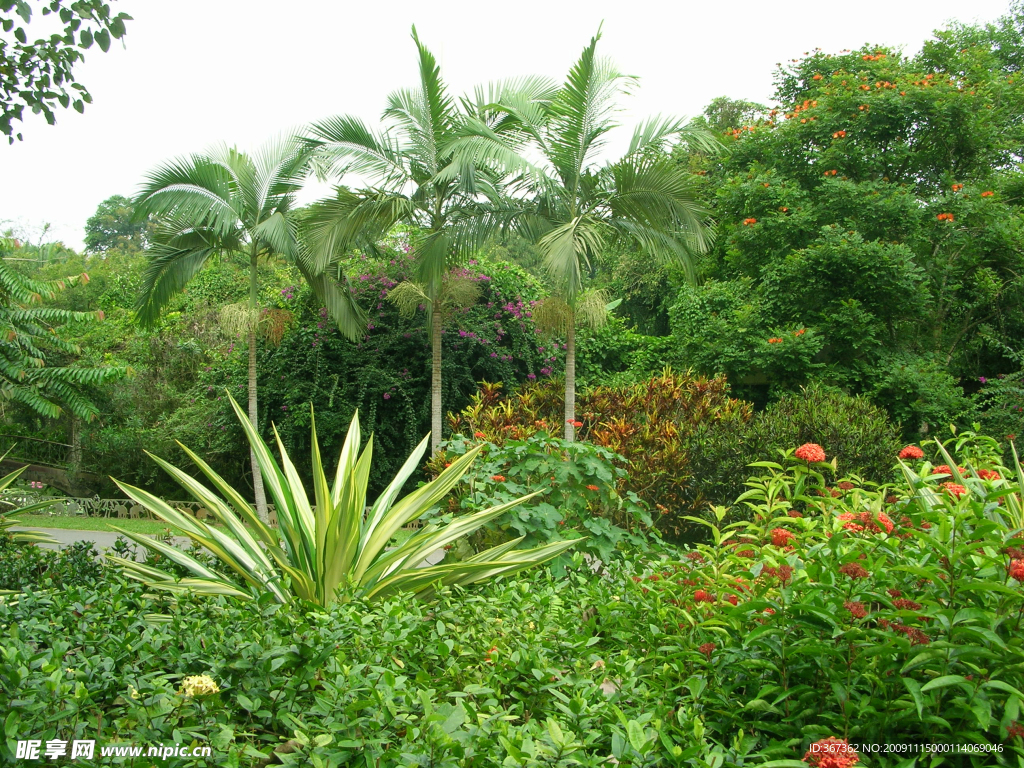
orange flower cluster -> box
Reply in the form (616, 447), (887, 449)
(779, 206), (789, 212)
(823, 169), (838, 176)
(474, 431), (486, 438)
(725, 125), (757, 139)
(898, 445), (924, 460)
(767, 337), (783, 344)
(812, 74), (823, 80)
(941, 482), (967, 498)
(1010, 559), (1024, 581)
(951, 183), (963, 191)
(491, 474), (506, 482)
(859, 84), (870, 91)
(862, 53), (886, 61)
(832, 130), (846, 138)
(977, 469), (1001, 481)
(585, 484), (599, 491)
(936, 212), (954, 221)
(981, 191), (994, 197)
(785, 99), (818, 119)
(794, 328), (806, 336)
(743, 218), (757, 226)
(794, 443), (826, 462)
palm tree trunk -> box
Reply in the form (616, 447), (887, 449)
(248, 254), (268, 522)
(431, 309), (443, 454)
(564, 316), (576, 442)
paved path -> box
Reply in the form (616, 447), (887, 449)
(11, 527), (446, 566)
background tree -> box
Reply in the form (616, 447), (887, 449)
(133, 139), (364, 521)
(1, 0), (131, 142)
(451, 31), (718, 440)
(304, 28), (552, 453)
(84, 194), (151, 254)
(0, 236), (124, 420)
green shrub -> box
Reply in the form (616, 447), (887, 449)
(0, 535), (103, 591)
(427, 432), (652, 564)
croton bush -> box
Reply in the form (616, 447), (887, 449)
(447, 369), (752, 538)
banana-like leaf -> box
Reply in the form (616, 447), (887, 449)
(110, 393), (582, 606)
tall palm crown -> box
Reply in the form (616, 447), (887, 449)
(133, 138), (363, 520)
(449, 32), (719, 439)
(304, 28), (555, 453)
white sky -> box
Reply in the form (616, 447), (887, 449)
(0, 0), (1011, 250)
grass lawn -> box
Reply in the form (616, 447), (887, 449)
(11, 514), (175, 536)
(11, 514), (420, 544)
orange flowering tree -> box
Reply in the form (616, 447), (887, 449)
(671, 29), (1024, 438)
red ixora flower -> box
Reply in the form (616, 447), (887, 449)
(838, 511), (894, 535)
(941, 482), (967, 499)
(694, 590), (715, 603)
(491, 475), (506, 483)
(977, 469), (1001, 481)
(803, 736), (860, 768)
(930, 464), (963, 476)
(844, 600), (867, 619)
(838, 562), (869, 580)
(787, 509), (804, 518)
(761, 564), (794, 584)
(1010, 559), (1024, 581)
(937, 212), (955, 222)
(898, 445), (924, 460)
(1008, 721), (1024, 739)
(698, 642), (716, 658)
(795, 443), (826, 462)
(743, 217), (758, 226)
(585, 484), (599, 491)
(771, 528), (796, 547)
(892, 598), (922, 611)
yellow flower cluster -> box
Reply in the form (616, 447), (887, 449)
(179, 674), (220, 698)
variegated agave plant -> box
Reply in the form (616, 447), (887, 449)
(109, 395), (580, 605)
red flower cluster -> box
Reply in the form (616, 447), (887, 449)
(844, 600), (867, 619)
(1010, 559), (1024, 581)
(474, 431), (486, 439)
(832, 130), (846, 138)
(823, 169), (838, 176)
(565, 419), (583, 428)
(787, 510), (804, 518)
(1008, 722), (1024, 739)
(838, 511), (894, 535)
(879, 619), (930, 645)
(585, 484), (599, 491)
(941, 482), (967, 499)
(977, 469), (1001, 481)
(951, 183), (964, 191)
(803, 737), (860, 768)
(491, 475), (506, 482)
(898, 445), (924, 460)
(771, 528), (796, 547)
(838, 562), (869, 579)
(694, 590), (715, 603)
(736, 549), (756, 558)
(892, 598), (922, 611)
(726, 594), (738, 605)
(794, 328), (806, 336)
(768, 337), (784, 344)
(887, 588), (902, 598)
(930, 464), (963, 475)
(981, 191), (994, 197)
(698, 642), (716, 658)
(812, 74), (823, 80)
(762, 564), (794, 584)
(1005, 543), (1024, 559)
(936, 212), (955, 222)
(684, 551), (706, 563)
(743, 218), (757, 226)
(795, 443), (826, 462)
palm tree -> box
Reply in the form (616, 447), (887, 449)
(304, 28), (555, 454)
(133, 138), (364, 522)
(449, 31), (719, 440)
